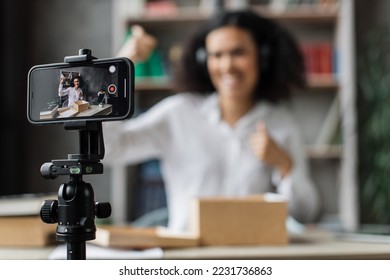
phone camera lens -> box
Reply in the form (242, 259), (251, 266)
(109, 65), (116, 73)
(108, 84), (117, 94)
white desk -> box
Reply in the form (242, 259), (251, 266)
(164, 240), (390, 260)
(1, 230), (390, 260)
(0, 247), (54, 260)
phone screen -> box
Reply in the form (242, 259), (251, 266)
(27, 57), (134, 124)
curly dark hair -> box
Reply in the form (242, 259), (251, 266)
(173, 9), (306, 103)
(71, 75), (84, 88)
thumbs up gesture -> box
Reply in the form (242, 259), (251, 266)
(117, 25), (157, 63)
(250, 122), (292, 177)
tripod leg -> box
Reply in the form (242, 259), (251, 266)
(67, 241), (86, 260)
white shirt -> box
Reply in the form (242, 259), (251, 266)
(103, 93), (320, 231)
(58, 85), (83, 106)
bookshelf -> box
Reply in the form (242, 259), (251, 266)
(110, 0), (357, 231)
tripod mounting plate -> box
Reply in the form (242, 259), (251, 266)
(41, 160), (103, 179)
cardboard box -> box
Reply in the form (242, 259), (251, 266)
(73, 100), (89, 112)
(189, 195), (288, 246)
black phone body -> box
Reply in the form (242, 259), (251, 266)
(27, 57), (134, 124)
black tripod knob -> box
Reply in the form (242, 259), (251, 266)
(95, 202), (111, 219)
(40, 199), (58, 223)
(40, 162), (57, 179)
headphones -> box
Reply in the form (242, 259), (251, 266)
(195, 44), (271, 74)
(196, 47), (207, 65)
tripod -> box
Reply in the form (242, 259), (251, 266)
(40, 121), (111, 260)
(40, 50), (111, 260)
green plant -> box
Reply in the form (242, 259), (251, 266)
(358, 26), (390, 225)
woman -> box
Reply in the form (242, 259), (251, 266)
(58, 75), (83, 107)
(104, 9), (321, 231)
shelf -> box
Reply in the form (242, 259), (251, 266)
(135, 77), (173, 92)
(134, 75), (339, 92)
(306, 145), (342, 159)
(125, 9), (210, 25)
(307, 74), (339, 90)
(125, 5), (338, 26)
(252, 5), (339, 25)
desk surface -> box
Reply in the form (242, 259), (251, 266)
(164, 240), (390, 260)
(47, 104), (112, 119)
(1, 230), (390, 260)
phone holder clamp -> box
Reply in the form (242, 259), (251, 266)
(64, 49), (97, 63)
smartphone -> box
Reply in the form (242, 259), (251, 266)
(27, 57), (134, 124)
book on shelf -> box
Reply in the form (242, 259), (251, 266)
(269, 0), (339, 11)
(301, 41), (334, 76)
(318, 42), (332, 74)
(145, 0), (178, 17)
(90, 225), (199, 249)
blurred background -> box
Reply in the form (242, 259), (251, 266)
(1, 0), (390, 233)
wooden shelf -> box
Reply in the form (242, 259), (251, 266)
(126, 5), (338, 26)
(252, 5), (339, 24)
(125, 9), (210, 25)
(135, 77), (173, 92)
(307, 74), (339, 90)
(306, 145), (342, 159)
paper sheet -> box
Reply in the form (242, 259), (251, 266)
(48, 243), (164, 260)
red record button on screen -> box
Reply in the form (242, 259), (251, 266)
(108, 84), (117, 94)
